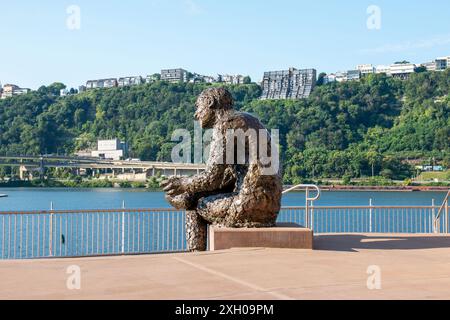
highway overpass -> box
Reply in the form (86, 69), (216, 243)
(0, 156), (206, 181)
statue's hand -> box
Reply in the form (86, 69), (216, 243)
(160, 176), (186, 197)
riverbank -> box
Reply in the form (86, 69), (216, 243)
(0, 180), (448, 192)
(318, 185), (450, 192)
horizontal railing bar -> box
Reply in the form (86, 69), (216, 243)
(281, 206), (439, 210)
(0, 208), (182, 215)
(0, 206), (440, 215)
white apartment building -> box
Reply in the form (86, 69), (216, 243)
(335, 71), (347, 82)
(421, 61), (437, 72)
(375, 65), (391, 75)
(219, 74), (245, 85)
(118, 76), (143, 87)
(389, 63), (416, 79)
(0, 84), (31, 99)
(86, 78), (118, 90)
(323, 73), (336, 84)
(357, 64), (375, 75)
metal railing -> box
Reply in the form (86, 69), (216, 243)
(282, 184), (321, 229)
(0, 208), (187, 260)
(0, 201), (449, 260)
(434, 190), (450, 234)
(278, 205), (446, 234)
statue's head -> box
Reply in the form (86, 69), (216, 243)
(195, 87), (234, 128)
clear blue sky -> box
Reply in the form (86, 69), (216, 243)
(1, 0), (450, 89)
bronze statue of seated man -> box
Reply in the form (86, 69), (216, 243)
(161, 87), (282, 251)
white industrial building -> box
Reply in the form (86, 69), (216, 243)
(91, 139), (128, 160)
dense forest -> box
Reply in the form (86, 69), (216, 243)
(0, 70), (449, 184)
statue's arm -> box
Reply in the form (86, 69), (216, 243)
(183, 163), (228, 194)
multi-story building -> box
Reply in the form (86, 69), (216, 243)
(86, 78), (118, 90)
(91, 139), (128, 161)
(218, 74), (245, 85)
(260, 68), (316, 100)
(201, 75), (218, 83)
(0, 84), (31, 99)
(435, 57), (449, 71)
(421, 61), (437, 72)
(146, 74), (160, 83)
(323, 74), (336, 84)
(118, 76), (143, 87)
(346, 70), (361, 81)
(357, 64), (375, 76)
(389, 63), (416, 80)
(335, 71), (348, 82)
(375, 65), (391, 75)
(161, 68), (189, 83)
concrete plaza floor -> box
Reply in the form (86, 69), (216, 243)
(1, 234), (450, 300)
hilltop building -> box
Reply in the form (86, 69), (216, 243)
(323, 73), (336, 84)
(389, 63), (416, 80)
(91, 139), (128, 161)
(146, 74), (161, 83)
(260, 68), (316, 100)
(118, 76), (144, 87)
(161, 68), (189, 83)
(218, 74), (245, 85)
(375, 65), (391, 75)
(0, 84), (31, 99)
(435, 57), (450, 71)
(357, 64), (375, 76)
(86, 78), (118, 90)
(421, 61), (437, 72)
(346, 70), (361, 81)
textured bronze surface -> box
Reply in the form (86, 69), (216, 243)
(161, 88), (282, 251)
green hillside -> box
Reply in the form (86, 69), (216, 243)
(0, 71), (448, 184)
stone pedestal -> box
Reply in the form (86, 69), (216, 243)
(208, 223), (313, 251)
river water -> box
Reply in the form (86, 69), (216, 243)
(0, 188), (446, 211)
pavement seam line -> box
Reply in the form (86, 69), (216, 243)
(172, 257), (293, 300)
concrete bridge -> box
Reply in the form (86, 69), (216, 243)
(0, 156), (206, 181)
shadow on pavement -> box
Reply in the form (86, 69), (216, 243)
(314, 234), (450, 252)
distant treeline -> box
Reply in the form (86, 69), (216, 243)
(0, 71), (448, 183)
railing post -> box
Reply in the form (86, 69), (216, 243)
(305, 187), (309, 229)
(432, 199), (438, 234)
(121, 201), (125, 254)
(369, 199), (373, 233)
(49, 201), (53, 257)
(446, 199), (449, 234)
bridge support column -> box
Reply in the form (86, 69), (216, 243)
(19, 166), (27, 180)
